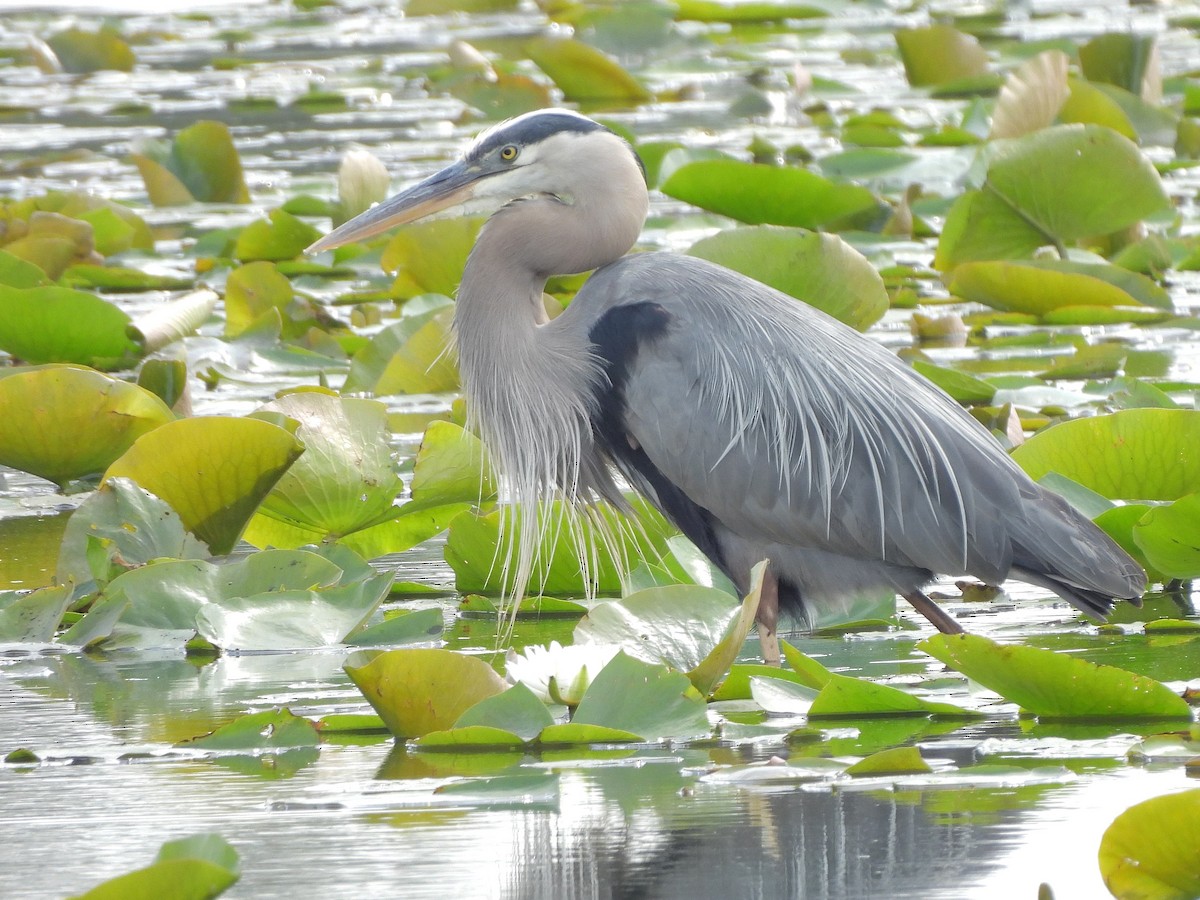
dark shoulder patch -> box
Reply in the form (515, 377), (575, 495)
(588, 302), (671, 393)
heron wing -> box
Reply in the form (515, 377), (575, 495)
(580, 252), (1027, 584)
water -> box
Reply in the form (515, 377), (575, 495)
(2, 1), (1198, 897)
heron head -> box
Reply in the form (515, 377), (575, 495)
(306, 109), (647, 254)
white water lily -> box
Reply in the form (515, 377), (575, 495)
(504, 640), (622, 706)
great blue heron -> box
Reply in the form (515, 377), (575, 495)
(309, 109), (1146, 663)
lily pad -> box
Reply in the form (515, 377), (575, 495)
(342, 302), (459, 395)
(688, 228), (888, 330)
(949, 260), (1171, 315)
(895, 25), (989, 88)
(0, 366), (174, 487)
(131, 121), (250, 206)
(380, 218), (482, 298)
(919, 633), (1191, 720)
(235, 209), (321, 262)
(1098, 789), (1200, 900)
(1132, 493), (1200, 580)
(405, 420), (497, 513)
(419, 682), (555, 748)
(1012, 409), (1200, 501)
(0, 584), (71, 643)
(103, 416), (305, 554)
(71, 833), (240, 900)
(525, 36), (650, 103)
(223, 262), (294, 339)
(936, 125), (1170, 272)
(0, 285), (138, 368)
(248, 393), (405, 542)
(844, 746), (932, 777)
(179, 709), (319, 751)
(662, 158), (879, 230)
(47, 25), (135, 74)
(554, 651), (711, 743)
(344, 648), (509, 739)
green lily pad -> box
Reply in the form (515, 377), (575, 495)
(47, 25), (135, 74)
(405, 420), (497, 513)
(0, 584), (71, 643)
(380, 218), (482, 298)
(687, 227), (887, 330)
(781, 641), (973, 718)
(661, 159), (879, 230)
(103, 416), (305, 554)
(1132, 493), (1200, 580)
(445, 499), (672, 596)
(344, 648), (509, 739)
(249, 393), (405, 541)
(671, 0), (832, 22)
(949, 260), (1171, 315)
(895, 25), (989, 88)
(0, 250), (50, 288)
(57, 478), (210, 592)
(342, 302), (459, 395)
(71, 833), (240, 900)
(1012, 409), (1200, 501)
(919, 633), (1191, 720)
(844, 746), (932, 777)
(911, 361), (996, 404)
(235, 209), (321, 262)
(0, 366), (174, 487)
(936, 125), (1170, 272)
(179, 709), (319, 751)
(346, 607), (444, 647)
(525, 36), (650, 103)
(560, 651), (711, 742)
(1061, 78), (1138, 141)
(1099, 789), (1200, 900)
(131, 121), (250, 206)
(1080, 33), (1159, 98)
(418, 682), (555, 749)
(0, 285), (138, 368)
(224, 262), (294, 339)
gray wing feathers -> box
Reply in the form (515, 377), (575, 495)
(584, 253), (1131, 596)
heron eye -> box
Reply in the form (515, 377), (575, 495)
(499, 144), (519, 162)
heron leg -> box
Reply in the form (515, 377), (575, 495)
(758, 566), (781, 666)
(902, 590), (964, 635)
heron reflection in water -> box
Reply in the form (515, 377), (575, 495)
(309, 109), (1145, 663)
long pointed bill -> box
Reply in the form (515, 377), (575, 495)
(306, 160), (478, 254)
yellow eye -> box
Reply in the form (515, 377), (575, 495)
(499, 144), (519, 161)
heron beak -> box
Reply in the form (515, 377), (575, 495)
(306, 159), (478, 254)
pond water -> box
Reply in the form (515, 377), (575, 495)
(1, 1), (1198, 898)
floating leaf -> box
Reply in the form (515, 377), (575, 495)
(380, 218), (482, 298)
(662, 159), (879, 230)
(895, 25), (989, 88)
(103, 416), (305, 554)
(179, 709), (319, 751)
(0, 584), (71, 643)
(561, 651), (711, 742)
(671, 0), (833, 22)
(71, 833), (240, 900)
(420, 682), (555, 748)
(235, 209), (321, 262)
(346, 607), (444, 647)
(0, 250), (50, 288)
(342, 302), (459, 395)
(249, 393), (405, 541)
(688, 227), (888, 330)
(1060, 79), (1138, 141)
(844, 746), (932, 777)
(345, 648), (508, 739)
(47, 26), (134, 73)
(0, 366), (173, 487)
(937, 125), (1170, 271)
(1080, 33), (1159, 100)
(0, 285), (138, 368)
(132, 121), (249, 206)
(1132, 493), (1200, 580)
(1012, 409), (1200, 501)
(223, 262), (294, 339)
(526, 36), (650, 103)
(1099, 789), (1200, 900)
(950, 260), (1170, 314)
(781, 641), (973, 718)
(919, 633), (1190, 720)
(911, 361), (996, 404)
(406, 420), (496, 513)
